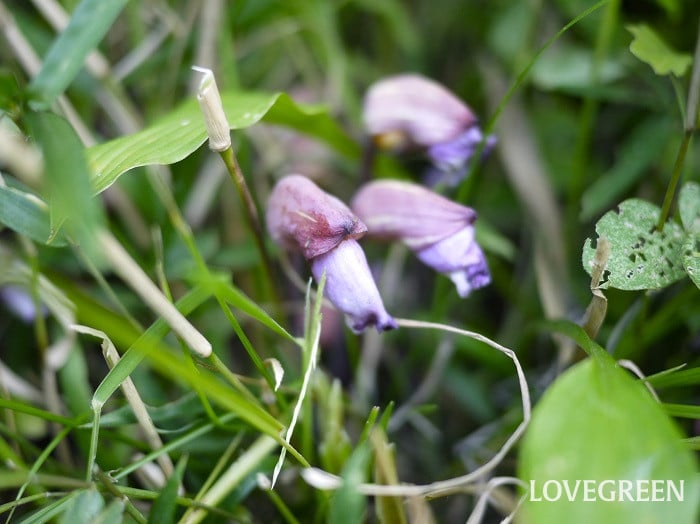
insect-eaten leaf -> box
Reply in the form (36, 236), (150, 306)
(582, 199), (686, 290)
(627, 24), (692, 77)
(518, 356), (700, 524)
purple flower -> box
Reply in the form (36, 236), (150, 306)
(266, 174), (367, 259)
(267, 175), (396, 332)
(311, 239), (397, 332)
(363, 74), (495, 184)
(351, 180), (490, 297)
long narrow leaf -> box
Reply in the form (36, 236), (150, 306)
(86, 92), (358, 193)
(29, 0), (129, 107)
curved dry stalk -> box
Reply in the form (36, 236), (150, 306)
(617, 359), (660, 402)
(465, 476), (527, 524)
(301, 318), (531, 499)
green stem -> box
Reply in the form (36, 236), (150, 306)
(219, 147), (277, 299)
(657, 131), (691, 230)
(657, 17), (700, 229)
(458, 0), (610, 203)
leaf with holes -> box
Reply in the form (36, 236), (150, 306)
(682, 234), (700, 290)
(582, 199), (686, 290)
(679, 181), (700, 233)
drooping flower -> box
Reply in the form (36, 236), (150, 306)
(267, 175), (397, 332)
(363, 74), (495, 185)
(351, 180), (490, 297)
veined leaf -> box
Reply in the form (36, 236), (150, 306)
(519, 356), (699, 524)
(87, 92), (358, 194)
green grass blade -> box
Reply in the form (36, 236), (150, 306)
(0, 182), (66, 246)
(91, 285), (210, 407)
(148, 456), (187, 524)
(28, 0), (129, 107)
(25, 112), (105, 259)
(662, 403), (700, 419)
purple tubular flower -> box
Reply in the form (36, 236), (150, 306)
(266, 174), (367, 259)
(267, 175), (396, 332)
(351, 180), (490, 298)
(312, 239), (397, 333)
(363, 74), (495, 183)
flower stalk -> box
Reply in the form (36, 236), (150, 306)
(193, 66), (277, 296)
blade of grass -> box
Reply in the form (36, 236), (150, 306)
(28, 0), (128, 107)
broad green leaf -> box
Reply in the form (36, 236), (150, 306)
(87, 92), (358, 194)
(328, 443), (371, 524)
(679, 182), (700, 233)
(627, 24), (692, 76)
(148, 456), (187, 524)
(582, 199), (687, 290)
(0, 183), (66, 246)
(681, 234), (700, 289)
(59, 489), (104, 524)
(580, 117), (672, 221)
(519, 357), (700, 524)
(29, 0), (128, 107)
(26, 112), (104, 258)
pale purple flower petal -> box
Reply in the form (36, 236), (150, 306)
(414, 226), (490, 297)
(267, 175), (396, 333)
(363, 74), (476, 147)
(351, 180), (476, 248)
(427, 127), (498, 173)
(1, 285), (46, 322)
(362, 74), (495, 184)
(352, 180), (490, 298)
(312, 239), (397, 333)
(266, 174), (367, 259)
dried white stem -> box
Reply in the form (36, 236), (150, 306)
(72, 325), (175, 480)
(617, 359), (660, 402)
(302, 318), (531, 499)
(98, 231), (212, 357)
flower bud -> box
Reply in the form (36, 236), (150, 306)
(351, 180), (490, 297)
(267, 175), (396, 332)
(363, 74), (495, 184)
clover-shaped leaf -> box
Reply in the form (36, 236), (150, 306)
(582, 199), (686, 290)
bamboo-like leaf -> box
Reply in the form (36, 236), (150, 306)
(0, 183), (66, 246)
(87, 92), (358, 194)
